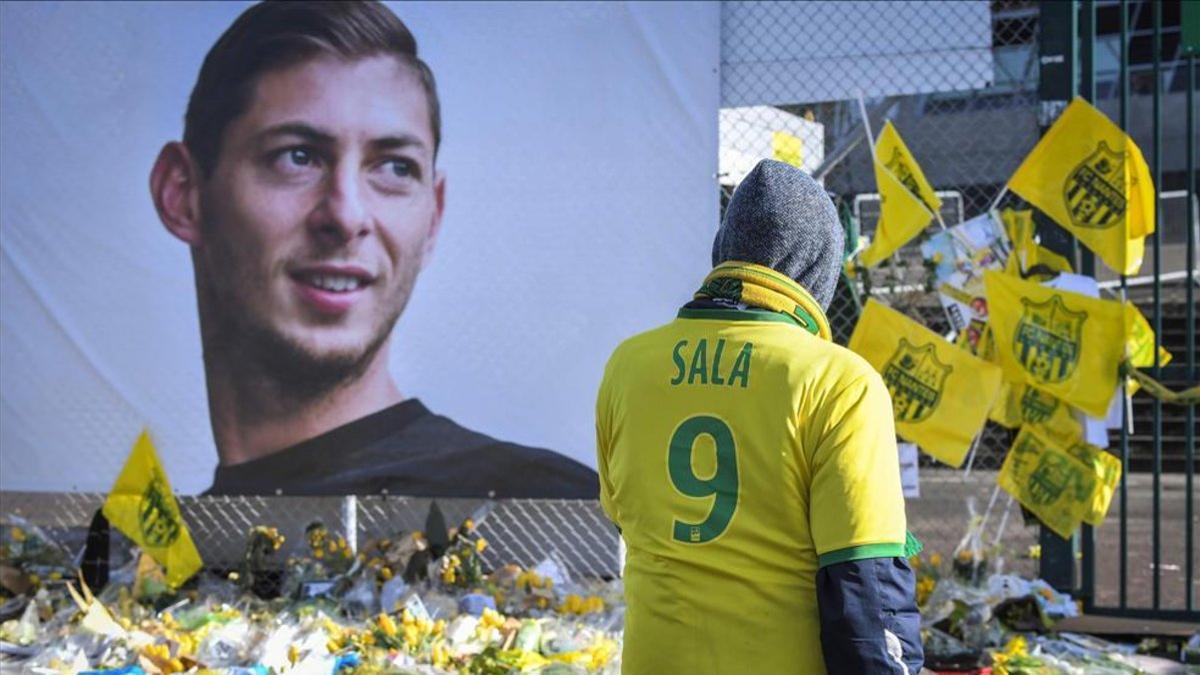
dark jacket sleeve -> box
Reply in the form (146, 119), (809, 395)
(816, 556), (924, 674)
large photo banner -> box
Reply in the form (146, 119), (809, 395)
(0, 1), (720, 494)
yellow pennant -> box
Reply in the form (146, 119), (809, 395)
(1007, 98), (1155, 275)
(983, 271), (1126, 418)
(1062, 439), (1122, 527)
(989, 381), (1083, 448)
(860, 121), (941, 267)
(999, 208), (1073, 278)
(1124, 302), (1172, 369)
(771, 131), (804, 168)
(102, 430), (202, 587)
(848, 299), (1002, 466)
(998, 426), (1096, 539)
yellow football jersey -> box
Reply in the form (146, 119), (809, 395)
(596, 307), (908, 675)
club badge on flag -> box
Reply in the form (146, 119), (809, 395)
(859, 121), (941, 267)
(1062, 439), (1122, 526)
(102, 430), (202, 587)
(1006, 97), (1155, 275)
(849, 299), (1002, 466)
(989, 381), (1084, 449)
(984, 271), (1126, 418)
(998, 426), (1096, 539)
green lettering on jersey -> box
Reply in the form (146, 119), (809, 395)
(711, 339), (726, 385)
(688, 339), (709, 385)
(728, 342), (753, 388)
(670, 340), (688, 385)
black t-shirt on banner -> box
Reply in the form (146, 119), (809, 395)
(205, 399), (599, 498)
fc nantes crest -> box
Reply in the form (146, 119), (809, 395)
(882, 338), (952, 423)
(139, 474), (182, 547)
(1019, 386), (1059, 424)
(1064, 141), (1125, 230)
(886, 148), (922, 201)
(1014, 296), (1086, 384)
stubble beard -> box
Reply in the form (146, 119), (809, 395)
(200, 260), (418, 407)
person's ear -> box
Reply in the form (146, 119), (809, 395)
(419, 169), (446, 270)
(150, 142), (204, 246)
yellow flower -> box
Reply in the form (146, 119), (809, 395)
(377, 613), (398, 637)
(929, 553), (942, 567)
(475, 538), (488, 554)
(402, 624), (420, 648)
(480, 608), (499, 626)
(560, 594), (583, 614)
(463, 519), (475, 532)
(10, 527), (26, 542)
(431, 640), (451, 668)
(441, 567), (457, 584)
(916, 577), (936, 606)
(287, 644), (300, 665)
(1028, 544), (1042, 560)
(379, 566), (394, 581)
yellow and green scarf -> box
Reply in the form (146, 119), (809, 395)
(695, 261), (832, 341)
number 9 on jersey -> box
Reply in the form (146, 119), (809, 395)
(668, 415), (739, 544)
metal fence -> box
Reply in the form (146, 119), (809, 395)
(720, 0), (1046, 588)
(719, 0), (1197, 620)
(0, 0), (1194, 625)
(0, 492), (622, 581)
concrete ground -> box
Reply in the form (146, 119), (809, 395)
(907, 469), (1200, 613)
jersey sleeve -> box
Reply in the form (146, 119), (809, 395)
(595, 363), (619, 527)
(807, 372), (907, 567)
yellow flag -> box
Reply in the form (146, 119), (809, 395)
(849, 299), (1002, 466)
(860, 122), (941, 267)
(998, 426), (1096, 539)
(771, 131), (804, 168)
(1062, 439), (1122, 526)
(1007, 98), (1155, 275)
(102, 430), (202, 587)
(1124, 302), (1172, 369)
(984, 271), (1126, 418)
(999, 208), (1073, 277)
(989, 381), (1083, 448)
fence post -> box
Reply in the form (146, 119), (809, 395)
(1034, 0), (1079, 593)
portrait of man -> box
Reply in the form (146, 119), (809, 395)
(148, 1), (597, 497)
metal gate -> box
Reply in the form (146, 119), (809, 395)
(1052, 0), (1199, 622)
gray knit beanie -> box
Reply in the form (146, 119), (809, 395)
(712, 160), (844, 310)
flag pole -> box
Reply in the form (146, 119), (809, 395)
(988, 185), (1010, 213)
(977, 483), (1003, 537)
(961, 432), (983, 479)
(991, 494), (1016, 548)
(856, 92), (877, 161)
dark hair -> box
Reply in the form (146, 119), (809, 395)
(183, 1), (441, 176)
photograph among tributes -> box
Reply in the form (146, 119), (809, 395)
(1, 1), (1197, 673)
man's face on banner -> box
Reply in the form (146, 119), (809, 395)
(196, 56), (444, 379)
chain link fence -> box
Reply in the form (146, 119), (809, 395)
(718, 0), (1044, 575)
(0, 492), (622, 582)
(2, 0), (1192, 612)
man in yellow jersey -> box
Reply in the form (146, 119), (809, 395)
(596, 160), (922, 674)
